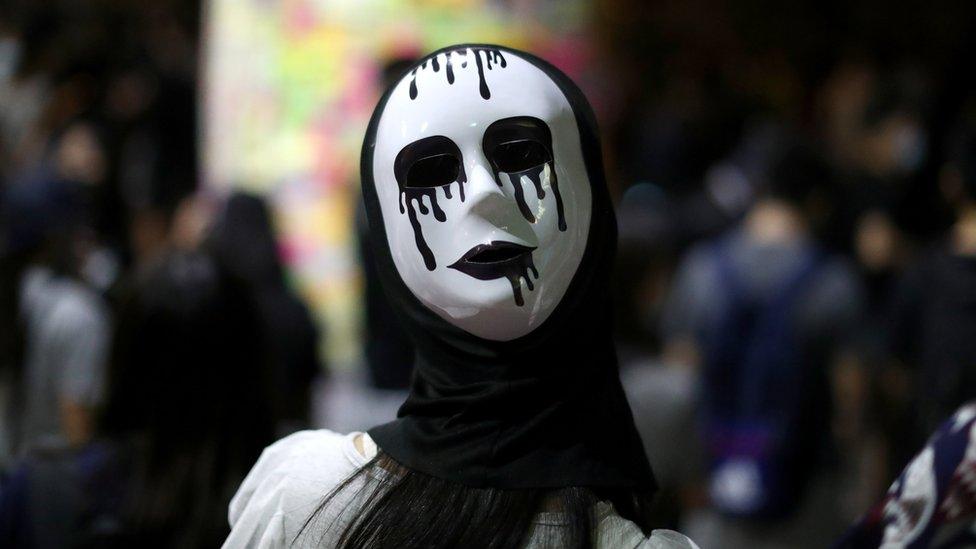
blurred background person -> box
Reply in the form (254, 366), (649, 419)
(0, 162), (109, 463)
(207, 191), (323, 436)
(659, 141), (866, 549)
(882, 124), (976, 466)
(0, 251), (276, 548)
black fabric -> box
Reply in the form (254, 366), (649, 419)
(363, 44), (655, 491)
(889, 243), (976, 439)
(356, 201), (415, 390)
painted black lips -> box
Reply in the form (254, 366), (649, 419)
(449, 241), (540, 306)
(448, 241), (536, 280)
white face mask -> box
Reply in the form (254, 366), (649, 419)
(371, 47), (592, 341)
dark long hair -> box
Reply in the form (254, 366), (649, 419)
(205, 191), (323, 431)
(98, 251), (275, 548)
(296, 452), (652, 549)
(207, 192), (286, 289)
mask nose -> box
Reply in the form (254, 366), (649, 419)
(465, 161), (510, 220)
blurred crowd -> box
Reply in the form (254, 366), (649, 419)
(0, 0), (975, 548)
(0, 2), (321, 546)
(600, 2), (976, 547)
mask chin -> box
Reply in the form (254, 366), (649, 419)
(439, 293), (539, 341)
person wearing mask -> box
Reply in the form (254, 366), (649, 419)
(224, 44), (697, 549)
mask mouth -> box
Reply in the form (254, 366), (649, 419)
(448, 241), (536, 280)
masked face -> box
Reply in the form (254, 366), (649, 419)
(371, 47), (592, 341)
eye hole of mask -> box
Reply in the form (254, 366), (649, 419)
(490, 140), (550, 173)
(405, 154), (461, 188)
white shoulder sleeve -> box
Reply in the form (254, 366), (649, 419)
(645, 529), (701, 549)
(595, 503), (699, 549)
(222, 430), (360, 549)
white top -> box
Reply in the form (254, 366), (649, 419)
(18, 266), (109, 453)
(222, 430), (698, 548)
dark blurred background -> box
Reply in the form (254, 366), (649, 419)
(1, 0), (975, 547)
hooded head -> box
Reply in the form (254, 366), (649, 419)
(370, 46), (593, 340)
(362, 44), (653, 492)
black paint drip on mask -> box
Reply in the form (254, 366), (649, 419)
(471, 47), (506, 99)
(449, 247), (540, 307)
(445, 51), (455, 84)
(398, 182), (468, 272)
(408, 47), (506, 101)
(394, 136), (469, 272)
(508, 254), (539, 306)
(500, 164), (567, 231)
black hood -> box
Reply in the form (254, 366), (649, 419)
(362, 44), (655, 492)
